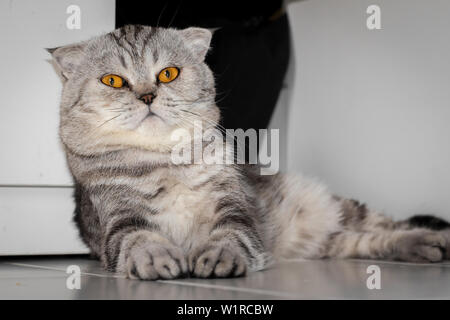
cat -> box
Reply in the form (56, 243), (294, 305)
(48, 25), (450, 280)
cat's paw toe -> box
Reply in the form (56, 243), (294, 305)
(395, 231), (446, 263)
(189, 244), (247, 278)
(125, 244), (188, 280)
(438, 230), (450, 259)
(416, 245), (443, 262)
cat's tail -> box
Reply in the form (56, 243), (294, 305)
(405, 214), (450, 231)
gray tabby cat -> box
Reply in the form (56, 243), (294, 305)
(48, 25), (450, 280)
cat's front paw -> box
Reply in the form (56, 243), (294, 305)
(122, 242), (188, 280)
(188, 243), (247, 278)
(394, 231), (446, 262)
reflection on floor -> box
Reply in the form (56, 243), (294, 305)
(1, 256), (450, 299)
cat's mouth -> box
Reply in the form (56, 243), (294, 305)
(144, 108), (165, 123)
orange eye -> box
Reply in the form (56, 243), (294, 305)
(158, 67), (179, 83)
(101, 74), (125, 88)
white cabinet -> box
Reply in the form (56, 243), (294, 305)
(0, 187), (86, 255)
(0, 0), (115, 255)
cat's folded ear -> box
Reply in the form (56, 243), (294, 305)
(46, 42), (86, 80)
(180, 27), (213, 62)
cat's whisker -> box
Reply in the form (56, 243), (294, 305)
(167, 1), (182, 29)
(178, 108), (244, 147)
(96, 114), (122, 128)
(155, 2), (168, 28)
(174, 109), (245, 160)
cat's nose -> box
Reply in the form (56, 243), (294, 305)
(139, 93), (155, 105)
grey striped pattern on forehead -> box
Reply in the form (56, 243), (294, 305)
(109, 25), (160, 66)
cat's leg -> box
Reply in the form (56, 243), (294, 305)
(330, 197), (449, 262)
(326, 228), (446, 262)
(103, 214), (188, 280)
(188, 189), (269, 278)
(403, 215), (450, 259)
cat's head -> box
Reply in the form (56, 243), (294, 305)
(49, 25), (219, 156)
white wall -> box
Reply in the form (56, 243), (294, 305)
(286, 0), (450, 219)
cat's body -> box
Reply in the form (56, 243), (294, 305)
(49, 25), (450, 280)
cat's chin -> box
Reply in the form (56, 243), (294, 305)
(138, 113), (167, 130)
(133, 117), (180, 148)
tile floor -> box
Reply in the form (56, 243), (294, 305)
(1, 255), (450, 299)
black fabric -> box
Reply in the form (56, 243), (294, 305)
(116, 0), (290, 132)
(116, 0), (283, 29)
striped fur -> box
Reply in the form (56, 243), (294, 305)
(49, 25), (450, 280)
